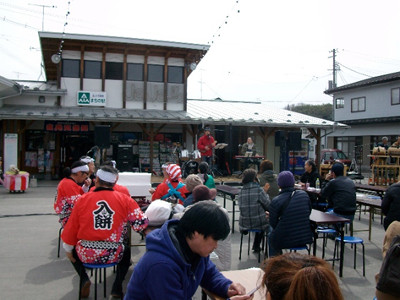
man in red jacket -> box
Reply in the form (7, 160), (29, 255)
(61, 165), (148, 298)
(197, 127), (217, 167)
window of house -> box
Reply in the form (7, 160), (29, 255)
(335, 98), (344, 109)
(168, 66), (184, 83)
(148, 64), (164, 82)
(127, 63), (144, 81)
(62, 59), (80, 78)
(351, 97), (366, 112)
(391, 88), (400, 105)
(84, 60), (101, 79)
(105, 62), (123, 80)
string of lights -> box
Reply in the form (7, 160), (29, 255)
(56, 1), (71, 57)
(207, 0), (240, 46)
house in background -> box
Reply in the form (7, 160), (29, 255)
(325, 71), (400, 173)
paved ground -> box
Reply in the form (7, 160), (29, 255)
(0, 176), (384, 299)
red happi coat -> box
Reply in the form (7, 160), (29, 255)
(61, 187), (148, 264)
(54, 177), (85, 227)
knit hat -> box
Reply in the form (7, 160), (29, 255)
(185, 174), (203, 192)
(277, 171), (295, 188)
(145, 200), (172, 226)
(192, 185), (217, 202)
(166, 164), (182, 181)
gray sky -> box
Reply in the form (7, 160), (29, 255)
(1, 0), (400, 108)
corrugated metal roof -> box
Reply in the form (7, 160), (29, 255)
(0, 99), (345, 129)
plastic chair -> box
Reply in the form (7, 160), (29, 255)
(239, 229), (266, 263)
(79, 262), (118, 300)
(317, 227), (337, 259)
(287, 245), (310, 255)
(333, 236), (365, 276)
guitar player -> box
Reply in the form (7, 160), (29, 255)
(197, 127), (217, 167)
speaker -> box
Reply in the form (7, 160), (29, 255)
(288, 131), (302, 150)
(275, 131), (285, 147)
(94, 125), (111, 148)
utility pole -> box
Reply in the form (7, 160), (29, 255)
(329, 49), (338, 88)
(29, 3), (57, 31)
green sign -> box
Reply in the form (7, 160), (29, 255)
(77, 91), (106, 106)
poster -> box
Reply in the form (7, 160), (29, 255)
(4, 133), (18, 170)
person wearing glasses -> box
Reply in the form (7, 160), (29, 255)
(54, 160), (92, 228)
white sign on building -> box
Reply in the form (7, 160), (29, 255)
(77, 91), (107, 106)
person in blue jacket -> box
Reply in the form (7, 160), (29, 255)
(124, 201), (251, 300)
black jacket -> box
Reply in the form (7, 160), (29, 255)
(320, 176), (356, 216)
(300, 170), (321, 188)
(382, 183), (400, 230)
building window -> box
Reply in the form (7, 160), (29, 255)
(62, 59), (80, 78)
(84, 61), (101, 79)
(335, 98), (344, 109)
(391, 88), (400, 105)
(127, 63), (144, 81)
(148, 64), (164, 82)
(105, 62), (123, 80)
(168, 66), (184, 83)
(351, 97), (366, 112)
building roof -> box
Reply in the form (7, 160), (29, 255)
(0, 76), (22, 100)
(0, 98), (346, 129)
(39, 32), (209, 81)
(324, 71), (400, 94)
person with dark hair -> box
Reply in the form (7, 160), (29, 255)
(95, 160), (131, 196)
(125, 201), (250, 299)
(54, 161), (92, 227)
(268, 171), (313, 257)
(258, 160), (279, 199)
(300, 159), (321, 188)
(320, 162), (356, 222)
(197, 127), (217, 167)
(381, 181), (400, 230)
(239, 168), (271, 253)
(198, 161), (216, 189)
(261, 253), (344, 300)
(62, 165), (148, 299)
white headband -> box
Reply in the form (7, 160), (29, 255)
(81, 157), (94, 164)
(71, 165), (89, 174)
(96, 169), (117, 183)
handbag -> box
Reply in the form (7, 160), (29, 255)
(376, 234), (400, 297)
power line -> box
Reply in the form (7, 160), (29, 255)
(337, 62), (372, 78)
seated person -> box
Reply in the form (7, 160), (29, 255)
(299, 159), (321, 188)
(197, 161), (216, 189)
(382, 181), (400, 230)
(61, 165), (148, 298)
(268, 171), (313, 256)
(238, 169), (270, 253)
(391, 135), (400, 147)
(124, 201), (250, 300)
(149, 162), (173, 196)
(261, 253), (344, 300)
(241, 137), (259, 170)
(320, 162), (356, 222)
(183, 174), (203, 207)
(258, 160), (279, 200)
(151, 164), (189, 204)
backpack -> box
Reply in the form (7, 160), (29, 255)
(376, 235), (400, 297)
(161, 182), (185, 204)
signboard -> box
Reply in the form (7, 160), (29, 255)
(4, 133), (18, 170)
(77, 91), (106, 106)
(44, 121), (89, 132)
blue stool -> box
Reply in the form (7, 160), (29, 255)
(79, 262), (118, 299)
(239, 229), (266, 263)
(317, 227), (337, 259)
(333, 236), (365, 276)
